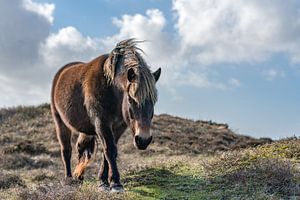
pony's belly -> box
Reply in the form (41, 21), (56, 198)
(55, 101), (96, 135)
(69, 119), (95, 135)
(65, 110), (96, 135)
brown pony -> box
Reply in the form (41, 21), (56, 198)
(50, 39), (161, 192)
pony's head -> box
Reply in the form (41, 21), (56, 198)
(104, 39), (161, 150)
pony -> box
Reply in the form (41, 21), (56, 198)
(50, 39), (161, 192)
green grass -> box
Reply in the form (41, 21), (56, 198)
(125, 164), (207, 199)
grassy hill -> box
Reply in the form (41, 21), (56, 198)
(0, 104), (299, 199)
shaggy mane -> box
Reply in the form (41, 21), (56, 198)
(104, 39), (157, 105)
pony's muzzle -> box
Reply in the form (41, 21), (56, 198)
(134, 135), (152, 150)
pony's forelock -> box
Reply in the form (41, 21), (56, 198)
(104, 39), (157, 105)
(128, 66), (157, 106)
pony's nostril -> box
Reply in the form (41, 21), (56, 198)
(134, 135), (152, 150)
(134, 136), (140, 146)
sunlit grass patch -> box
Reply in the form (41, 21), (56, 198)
(124, 162), (213, 200)
(203, 139), (300, 199)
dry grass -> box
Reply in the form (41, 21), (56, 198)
(202, 139), (300, 199)
(0, 104), (298, 200)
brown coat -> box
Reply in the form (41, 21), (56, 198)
(50, 39), (160, 191)
(51, 55), (124, 136)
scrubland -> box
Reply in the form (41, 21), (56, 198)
(0, 104), (299, 200)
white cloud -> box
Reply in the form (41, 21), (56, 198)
(0, 0), (54, 106)
(104, 9), (177, 68)
(228, 78), (241, 87)
(0, 74), (49, 106)
(173, 0), (300, 64)
(40, 26), (104, 68)
(262, 69), (285, 81)
(22, 0), (55, 24)
(112, 9), (166, 39)
(0, 0), (51, 72)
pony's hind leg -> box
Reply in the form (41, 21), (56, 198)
(53, 113), (73, 179)
(74, 133), (96, 180)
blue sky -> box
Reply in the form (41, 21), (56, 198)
(1, 0), (300, 139)
(48, 0), (174, 36)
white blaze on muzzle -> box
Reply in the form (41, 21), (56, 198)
(135, 126), (152, 138)
(133, 121), (152, 150)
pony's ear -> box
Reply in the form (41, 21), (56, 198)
(104, 52), (122, 83)
(152, 68), (161, 82)
(127, 68), (137, 83)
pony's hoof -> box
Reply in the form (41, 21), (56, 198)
(75, 175), (84, 182)
(99, 182), (110, 192)
(110, 183), (124, 193)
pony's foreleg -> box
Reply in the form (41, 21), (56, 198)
(95, 119), (123, 192)
(98, 122), (127, 189)
(98, 152), (109, 190)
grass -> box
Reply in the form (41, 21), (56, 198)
(1, 147), (300, 200)
(0, 104), (299, 199)
(124, 163), (207, 200)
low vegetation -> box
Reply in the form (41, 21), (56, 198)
(0, 104), (299, 199)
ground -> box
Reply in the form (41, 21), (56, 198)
(0, 104), (299, 200)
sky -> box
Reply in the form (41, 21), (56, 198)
(0, 0), (300, 139)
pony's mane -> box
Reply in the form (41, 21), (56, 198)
(104, 39), (157, 105)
